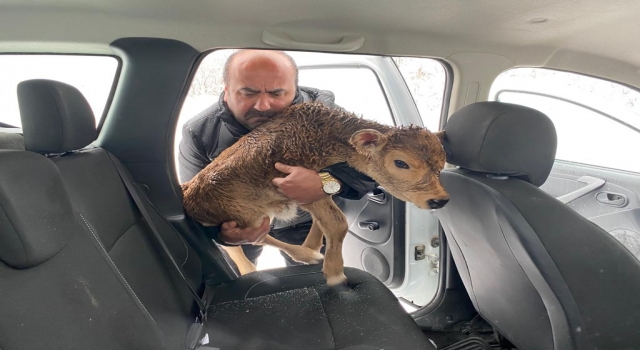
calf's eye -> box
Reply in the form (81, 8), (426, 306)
(394, 160), (410, 169)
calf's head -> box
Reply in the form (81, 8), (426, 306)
(350, 127), (449, 210)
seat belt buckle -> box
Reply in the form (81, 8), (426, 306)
(185, 320), (205, 350)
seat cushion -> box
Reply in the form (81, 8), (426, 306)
(207, 265), (435, 350)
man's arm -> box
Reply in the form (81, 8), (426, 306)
(178, 124), (210, 184)
(323, 162), (377, 200)
(272, 162), (377, 204)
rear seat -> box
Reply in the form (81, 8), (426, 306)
(0, 130), (24, 150)
(12, 79), (437, 350)
(0, 150), (166, 349)
(17, 79), (203, 350)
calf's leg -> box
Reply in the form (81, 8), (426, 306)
(302, 197), (349, 286)
(223, 245), (257, 275)
(301, 221), (324, 252)
(261, 235), (324, 264)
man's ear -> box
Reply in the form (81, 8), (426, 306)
(223, 86), (229, 103)
(350, 129), (388, 155)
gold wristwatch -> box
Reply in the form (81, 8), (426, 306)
(318, 172), (342, 195)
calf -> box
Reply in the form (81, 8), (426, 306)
(182, 102), (449, 285)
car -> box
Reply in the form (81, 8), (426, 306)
(1, 1), (640, 349)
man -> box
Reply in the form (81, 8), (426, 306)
(179, 49), (375, 265)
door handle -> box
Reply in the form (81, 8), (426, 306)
(368, 191), (387, 205)
(558, 176), (605, 204)
(596, 191), (629, 208)
(358, 221), (380, 231)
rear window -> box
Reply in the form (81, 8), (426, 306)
(490, 68), (640, 173)
(0, 55), (119, 128)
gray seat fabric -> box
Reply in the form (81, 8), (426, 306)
(18, 79), (202, 350)
(0, 150), (166, 349)
(17, 79), (96, 153)
(436, 101), (640, 350)
(0, 132), (24, 150)
(51, 148), (202, 349)
(15, 78), (437, 350)
(209, 265), (435, 350)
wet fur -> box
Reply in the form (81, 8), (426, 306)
(182, 102), (448, 285)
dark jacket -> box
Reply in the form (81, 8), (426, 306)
(179, 87), (376, 241)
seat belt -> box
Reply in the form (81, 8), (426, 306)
(106, 152), (214, 350)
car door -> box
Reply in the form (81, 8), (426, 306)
(293, 53), (440, 290)
(543, 161), (640, 260)
(176, 50), (448, 306)
(491, 70), (640, 260)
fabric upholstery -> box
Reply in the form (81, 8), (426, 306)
(208, 265), (436, 350)
(444, 101), (557, 186)
(52, 148), (202, 350)
(0, 132), (25, 150)
(0, 149), (165, 349)
(487, 173), (640, 349)
(0, 150), (74, 268)
(18, 79), (96, 153)
(436, 102), (640, 349)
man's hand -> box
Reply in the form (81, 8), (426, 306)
(272, 162), (328, 204)
(219, 216), (270, 245)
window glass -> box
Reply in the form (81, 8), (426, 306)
(392, 57), (446, 131)
(0, 55), (119, 128)
(490, 68), (640, 173)
(298, 67), (394, 126)
(498, 91), (640, 172)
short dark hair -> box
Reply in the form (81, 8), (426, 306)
(223, 49), (299, 86)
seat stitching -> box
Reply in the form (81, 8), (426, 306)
(139, 216), (190, 267)
(313, 287), (336, 349)
(80, 214), (155, 322)
(106, 220), (137, 253)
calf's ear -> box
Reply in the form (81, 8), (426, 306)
(350, 129), (388, 156)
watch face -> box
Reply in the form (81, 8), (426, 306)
(323, 181), (341, 194)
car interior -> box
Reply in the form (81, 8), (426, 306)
(2, 1), (640, 350)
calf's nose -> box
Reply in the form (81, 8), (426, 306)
(427, 198), (449, 209)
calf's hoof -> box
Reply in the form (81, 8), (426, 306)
(326, 273), (348, 286)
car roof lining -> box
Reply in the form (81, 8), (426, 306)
(0, 0), (638, 86)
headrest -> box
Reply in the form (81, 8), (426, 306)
(17, 79), (96, 153)
(444, 101), (557, 187)
(0, 150), (76, 268)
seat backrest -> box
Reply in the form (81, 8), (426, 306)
(17, 79), (204, 350)
(0, 131), (24, 150)
(436, 102), (640, 350)
(0, 149), (166, 349)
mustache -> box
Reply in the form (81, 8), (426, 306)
(245, 109), (277, 120)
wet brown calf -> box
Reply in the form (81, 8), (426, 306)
(182, 102), (449, 285)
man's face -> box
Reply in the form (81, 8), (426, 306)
(224, 52), (297, 130)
